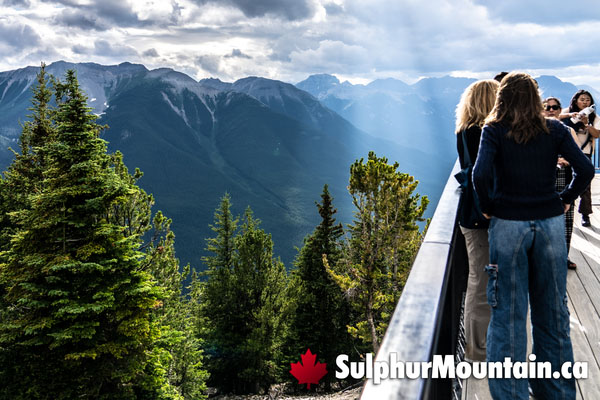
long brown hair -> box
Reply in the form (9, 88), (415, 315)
(485, 72), (548, 144)
(455, 79), (499, 133)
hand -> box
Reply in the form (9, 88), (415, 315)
(581, 115), (589, 125)
(483, 213), (491, 220)
(557, 157), (570, 167)
(564, 203), (571, 213)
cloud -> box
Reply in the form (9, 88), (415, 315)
(225, 48), (251, 59)
(194, 0), (318, 21)
(143, 48), (159, 57)
(324, 2), (344, 16)
(71, 43), (90, 54)
(195, 54), (221, 75)
(2, 0), (600, 90)
(53, 9), (108, 31)
(46, 0), (182, 29)
(94, 40), (138, 58)
(2, 0), (31, 6)
(0, 20), (41, 49)
(472, 0), (600, 24)
(289, 40), (369, 73)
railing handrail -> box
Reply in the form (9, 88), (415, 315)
(594, 138), (600, 170)
(361, 160), (466, 399)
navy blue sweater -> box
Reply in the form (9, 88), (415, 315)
(473, 118), (594, 221)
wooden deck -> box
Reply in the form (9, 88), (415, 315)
(462, 175), (600, 400)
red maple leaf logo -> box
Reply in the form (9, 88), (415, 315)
(290, 348), (328, 389)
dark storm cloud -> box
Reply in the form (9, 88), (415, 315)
(196, 0), (317, 21)
(1, 0), (31, 6)
(324, 3), (344, 16)
(54, 9), (108, 31)
(94, 40), (138, 58)
(143, 48), (159, 57)
(91, 0), (147, 26)
(71, 43), (90, 54)
(195, 55), (221, 75)
(45, 0), (181, 29)
(44, 0), (81, 6)
(473, 0), (600, 24)
(0, 20), (41, 48)
(225, 48), (251, 59)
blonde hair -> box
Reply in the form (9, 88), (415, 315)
(455, 79), (499, 133)
(485, 72), (548, 144)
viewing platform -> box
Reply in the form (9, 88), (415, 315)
(360, 163), (600, 400)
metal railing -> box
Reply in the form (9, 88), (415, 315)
(594, 138), (600, 170)
(361, 160), (469, 400)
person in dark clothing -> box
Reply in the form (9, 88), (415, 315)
(455, 79), (499, 362)
(493, 71), (508, 82)
(560, 90), (599, 227)
(543, 96), (578, 269)
(473, 72), (594, 400)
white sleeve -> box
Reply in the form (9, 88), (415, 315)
(594, 114), (600, 130)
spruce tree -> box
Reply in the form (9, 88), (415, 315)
(285, 185), (353, 388)
(0, 63), (54, 253)
(199, 200), (288, 394)
(109, 152), (208, 399)
(0, 70), (178, 399)
(231, 208), (288, 393)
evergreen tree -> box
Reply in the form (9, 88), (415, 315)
(0, 63), (54, 253)
(109, 153), (208, 399)
(198, 199), (288, 394)
(232, 208), (288, 392)
(0, 70), (179, 399)
(326, 152), (428, 353)
(195, 194), (237, 391)
(144, 212), (208, 400)
(285, 185), (353, 388)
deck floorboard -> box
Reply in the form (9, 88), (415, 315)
(462, 175), (600, 400)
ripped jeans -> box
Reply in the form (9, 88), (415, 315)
(486, 215), (575, 400)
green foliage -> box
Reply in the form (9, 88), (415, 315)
(0, 63), (55, 254)
(285, 185), (354, 387)
(198, 197), (288, 394)
(0, 68), (206, 399)
(110, 152), (208, 400)
(326, 152), (428, 353)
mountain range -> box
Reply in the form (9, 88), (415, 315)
(0, 62), (595, 268)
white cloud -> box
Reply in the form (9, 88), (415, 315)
(0, 0), (599, 91)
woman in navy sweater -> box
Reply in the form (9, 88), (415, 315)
(473, 72), (594, 400)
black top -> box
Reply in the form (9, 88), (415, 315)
(457, 125), (483, 170)
(473, 119), (594, 221)
(456, 125), (489, 229)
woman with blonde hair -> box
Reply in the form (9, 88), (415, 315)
(473, 72), (594, 399)
(455, 78), (499, 362)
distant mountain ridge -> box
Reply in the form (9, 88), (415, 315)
(2, 62), (592, 268)
(0, 61), (445, 269)
(295, 73), (600, 160)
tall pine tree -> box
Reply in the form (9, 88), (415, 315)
(109, 152), (208, 399)
(285, 185), (353, 388)
(0, 70), (181, 399)
(198, 198), (288, 394)
(326, 152), (428, 353)
(0, 63), (54, 253)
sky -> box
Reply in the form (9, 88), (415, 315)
(1, 0), (600, 88)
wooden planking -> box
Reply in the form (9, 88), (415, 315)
(567, 248), (600, 365)
(464, 194), (600, 400)
(566, 292), (600, 399)
(461, 376), (490, 400)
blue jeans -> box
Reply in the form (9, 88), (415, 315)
(486, 215), (575, 400)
